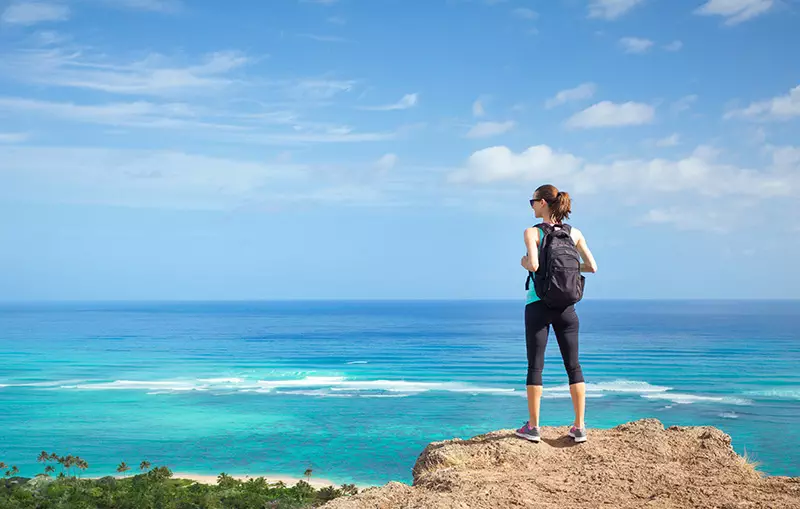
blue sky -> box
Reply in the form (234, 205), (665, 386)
(0, 0), (798, 300)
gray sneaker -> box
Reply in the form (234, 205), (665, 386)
(515, 422), (541, 442)
(568, 425), (587, 443)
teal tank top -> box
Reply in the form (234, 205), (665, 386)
(525, 228), (544, 305)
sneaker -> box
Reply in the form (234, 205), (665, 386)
(568, 426), (587, 443)
(515, 422), (541, 442)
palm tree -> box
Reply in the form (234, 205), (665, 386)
(303, 467), (313, 483)
(0, 462), (6, 470)
(54, 456), (65, 477)
(44, 466), (55, 476)
(63, 455), (75, 477)
(117, 462), (130, 477)
(140, 460), (151, 472)
(37, 451), (50, 464)
(76, 458), (88, 478)
(10, 466), (19, 477)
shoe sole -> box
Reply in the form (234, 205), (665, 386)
(515, 432), (541, 443)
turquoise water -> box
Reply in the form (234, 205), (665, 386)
(1, 301), (798, 485)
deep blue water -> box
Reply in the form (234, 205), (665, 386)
(1, 300), (798, 485)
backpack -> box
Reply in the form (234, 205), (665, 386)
(525, 223), (585, 308)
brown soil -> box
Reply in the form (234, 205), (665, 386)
(322, 419), (800, 509)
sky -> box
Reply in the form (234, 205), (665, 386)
(0, 0), (798, 301)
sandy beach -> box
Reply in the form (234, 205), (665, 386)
(170, 472), (345, 489)
(86, 472), (371, 490)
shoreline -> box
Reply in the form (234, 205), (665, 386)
(172, 472), (357, 490)
(88, 472), (376, 490)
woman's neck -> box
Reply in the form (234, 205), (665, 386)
(542, 214), (557, 225)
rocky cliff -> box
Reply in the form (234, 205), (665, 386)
(323, 419), (800, 509)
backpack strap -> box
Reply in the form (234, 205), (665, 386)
(537, 222), (570, 235)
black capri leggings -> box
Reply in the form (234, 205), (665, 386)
(524, 301), (585, 386)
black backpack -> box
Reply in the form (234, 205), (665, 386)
(525, 223), (585, 308)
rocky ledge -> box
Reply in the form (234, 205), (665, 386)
(323, 419), (800, 509)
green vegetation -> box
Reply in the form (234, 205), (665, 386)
(1, 452), (359, 509)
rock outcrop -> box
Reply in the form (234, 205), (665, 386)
(323, 419), (800, 509)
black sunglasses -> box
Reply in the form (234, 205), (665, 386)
(529, 198), (541, 207)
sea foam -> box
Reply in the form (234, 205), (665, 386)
(52, 375), (518, 397)
(642, 393), (752, 406)
(745, 388), (800, 401)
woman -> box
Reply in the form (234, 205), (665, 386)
(515, 184), (597, 444)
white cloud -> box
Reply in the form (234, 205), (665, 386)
(588, 0), (645, 20)
(297, 33), (348, 43)
(0, 96), (237, 130)
(361, 93), (418, 111)
(566, 101), (655, 128)
(0, 132), (30, 143)
(694, 0), (774, 25)
(1, 2), (69, 25)
(655, 133), (680, 147)
(465, 120), (516, 139)
(725, 85), (800, 121)
(545, 82), (596, 109)
(30, 30), (69, 46)
(472, 99), (485, 117)
(327, 15), (346, 24)
(234, 130), (397, 145)
(0, 96), (396, 144)
(641, 208), (731, 233)
(376, 153), (398, 172)
(450, 144), (796, 198)
(619, 37), (654, 54)
(671, 94), (698, 113)
(0, 145), (408, 209)
(0, 47), (250, 96)
(0, 146), (296, 210)
(450, 145), (582, 183)
(664, 40), (683, 51)
(771, 145), (800, 170)
(512, 7), (538, 19)
(290, 79), (355, 100)
(94, 0), (183, 12)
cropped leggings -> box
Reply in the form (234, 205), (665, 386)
(524, 301), (585, 386)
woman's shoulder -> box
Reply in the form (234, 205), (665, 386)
(524, 227), (541, 244)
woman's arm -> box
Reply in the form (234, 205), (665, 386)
(574, 229), (598, 273)
(521, 228), (539, 272)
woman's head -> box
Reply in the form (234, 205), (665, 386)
(530, 184), (571, 223)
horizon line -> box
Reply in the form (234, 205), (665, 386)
(1, 298), (799, 304)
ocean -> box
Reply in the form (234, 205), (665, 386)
(0, 300), (798, 486)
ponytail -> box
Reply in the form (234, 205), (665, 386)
(552, 191), (572, 223)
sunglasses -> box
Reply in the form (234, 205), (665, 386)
(529, 198), (541, 207)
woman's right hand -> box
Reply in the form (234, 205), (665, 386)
(521, 255), (534, 272)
